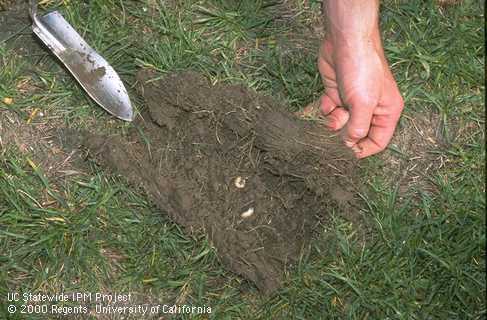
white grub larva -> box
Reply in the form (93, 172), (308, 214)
(240, 207), (254, 218)
(234, 176), (246, 189)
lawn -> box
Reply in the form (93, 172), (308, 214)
(0, 0), (484, 319)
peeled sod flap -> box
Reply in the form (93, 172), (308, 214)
(74, 70), (357, 294)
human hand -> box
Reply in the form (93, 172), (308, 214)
(317, 1), (404, 158)
(318, 37), (404, 158)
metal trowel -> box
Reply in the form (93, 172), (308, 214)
(30, 0), (134, 121)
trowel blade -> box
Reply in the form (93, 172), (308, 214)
(31, 9), (133, 121)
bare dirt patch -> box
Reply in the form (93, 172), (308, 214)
(378, 113), (448, 196)
(0, 109), (84, 181)
(60, 70), (358, 294)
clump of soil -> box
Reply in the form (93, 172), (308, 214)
(63, 70), (357, 294)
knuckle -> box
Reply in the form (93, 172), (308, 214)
(348, 128), (367, 140)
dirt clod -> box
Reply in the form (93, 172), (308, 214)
(65, 70), (358, 294)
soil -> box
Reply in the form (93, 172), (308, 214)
(61, 70), (358, 294)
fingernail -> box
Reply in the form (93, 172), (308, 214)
(344, 140), (354, 148)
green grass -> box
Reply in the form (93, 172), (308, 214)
(0, 0), (484, 319)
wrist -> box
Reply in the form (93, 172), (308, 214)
(324, 0), (380, 47)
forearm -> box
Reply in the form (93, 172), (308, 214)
(323, 0), (380, 45)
